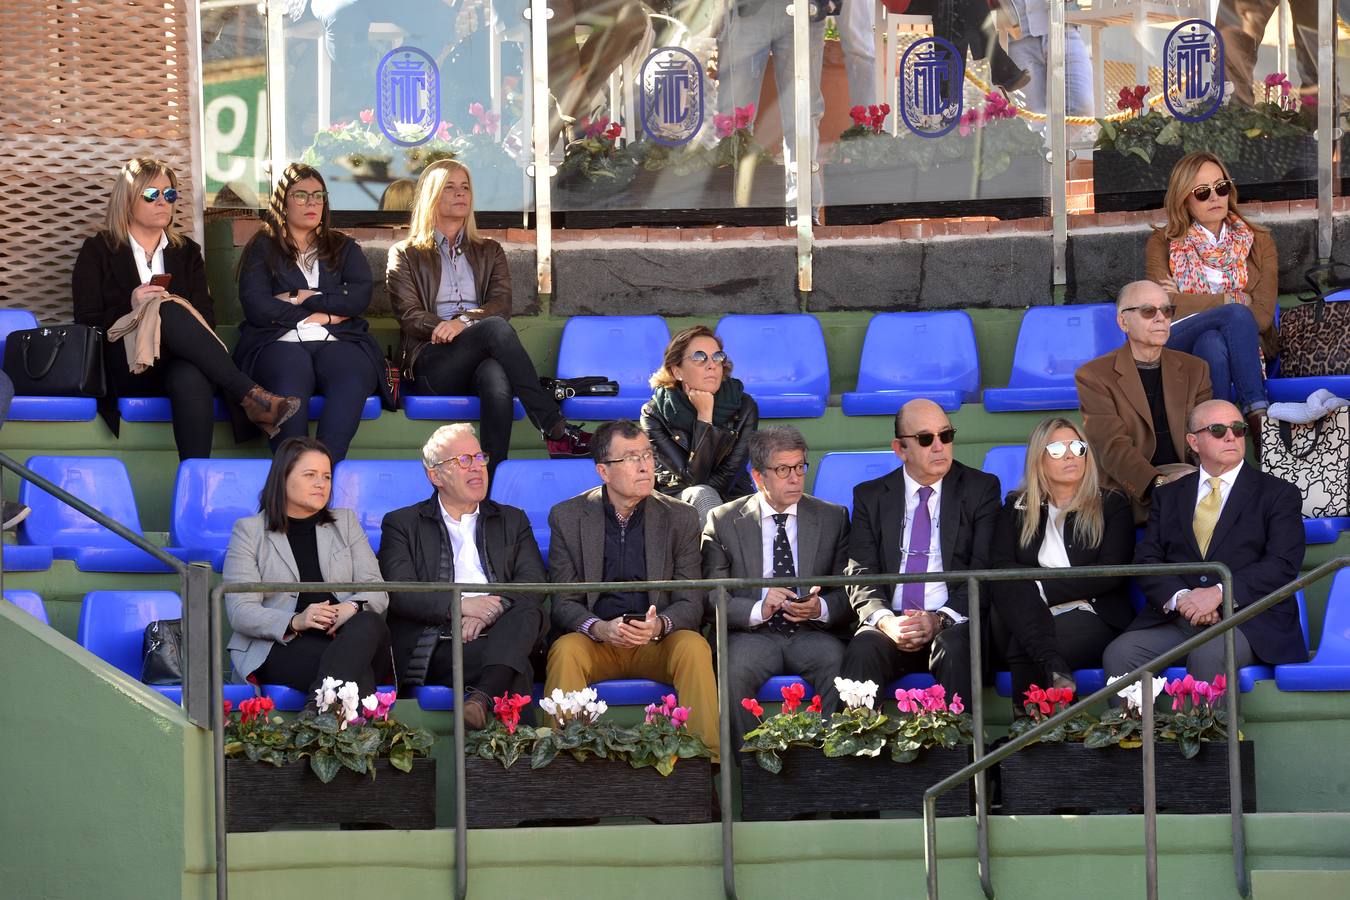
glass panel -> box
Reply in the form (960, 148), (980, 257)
(201, 1), (270, 208)
(272, 0), (532, 215)
(821, 3), (1050, 225)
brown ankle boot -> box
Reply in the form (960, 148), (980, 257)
(242, 386), (301, 438)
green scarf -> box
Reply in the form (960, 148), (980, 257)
(650, 377), (746, 433)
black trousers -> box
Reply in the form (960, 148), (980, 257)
(254, 609), (392, 700)
(412, 317), (564, 476)
(913, 0), (1021, 87)
(423, 604), (545, 698)
(108, 301), (256, 460)
(250, 339), (379, 462)
(990, 592), (1120, 703)
(831, 622), (972, 712)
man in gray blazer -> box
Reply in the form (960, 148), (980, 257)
(703, 426), (851, 745)
(544, 419), (720, 760)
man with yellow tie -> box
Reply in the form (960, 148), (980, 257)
(1102, 399), (1307, 681)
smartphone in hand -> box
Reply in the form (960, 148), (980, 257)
(149, 274), (172, 289)
(621, 612), (647, 625)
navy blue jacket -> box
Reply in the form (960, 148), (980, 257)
(1132, 463), (1306, 665)
(233, 235), (394, 409)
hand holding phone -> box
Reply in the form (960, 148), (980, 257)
(149, 273), (172, 289)
(621, 612), (646, 625)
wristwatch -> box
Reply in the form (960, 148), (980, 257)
(289, 288), (300, 300)
(456, 314), (474, 327)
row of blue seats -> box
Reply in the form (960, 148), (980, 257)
(6, 309), (1346, 424)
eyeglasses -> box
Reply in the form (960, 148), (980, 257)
(1189, 179), (1233, 202)
(685, 350), (729, 365)
(1121, 303), (1177, 320)
(1190, 422), (1249, 439)
(602, 450), (655, 467)
(898, 427), (956, 447)
(432, 452), (489, 470)
(762, 462), (809, 479)
(288, 190), (328, 205)
(140, 188), (179, 204)
(1045, 439), (1087, 459)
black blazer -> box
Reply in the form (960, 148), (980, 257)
(233, 235), (394, 409)
(845, 460), (1001, 621)
(377, 494), (546, 687)
(1132, 464), (1306, 665)
(990, 489), (1137, 631)
(71, 232), (216, 434)
(641, 389), (758, 500)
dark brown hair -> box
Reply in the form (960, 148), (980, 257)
(244, 163), (349, 278)
(259, 436), (335, 533)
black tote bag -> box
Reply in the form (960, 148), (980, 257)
(2, 324), (105, 397)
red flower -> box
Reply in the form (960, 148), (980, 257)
(740, 697), (764, 718)
(605, 122), (623, 141)
(222, 700), (233, 719)
(733, 103), (756, 130)
(807, 694), (822, 714)
(780, 682), (806, 712)
(849, 105), (867, 127)
(492, 692), (531, 734)
(259, 696), (275, 713)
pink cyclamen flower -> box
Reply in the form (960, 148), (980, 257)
(671, 707), (690, 728)
(359, 108), (374, 125)
(436, 121), (453, 141)
(733, 103), (756, 130)
(949, 694), (965, 715)
(713, 113), (735, 139)
(895, 689), (914, 713)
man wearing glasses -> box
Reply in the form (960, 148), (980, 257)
(833, 399), (1001, 708)
(545, 420), (720, 759)
(702, 426), (851, 744)
(1077, 280), (1213, 524)
(377, 424), (548, 730)
(1103, 399), (1306, 682)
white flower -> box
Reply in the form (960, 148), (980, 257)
(1108, 673), (1166, 712)
(834, 677), (879, 710)
(336, 681), (361, 725)
(361, 694), (379, 716)
(538, 696), (558, 717)
(314, 676), (342, 713)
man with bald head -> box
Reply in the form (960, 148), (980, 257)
(833, 399), (1002, 705)
(1076, 280), (1213, 524)
(1103, 399), (1306, 681)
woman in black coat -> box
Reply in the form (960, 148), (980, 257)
(235, 163), (394, 462)
(990, 417), (1137, 705)
(640, 324), (758, 521)
(72, 158), (300, 458)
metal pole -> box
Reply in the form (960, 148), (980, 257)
(184, 0), (207, 247)
(967, 578), (991, 899)
(525, 0), (555, 294)
(789, 0), (813, 291)
(1317, 0), (1334, 259)
(1142, 674), (1157, 900)
(1224, 571), (1249, 897)
(184, 563), (214, 728)
(451, 588), (467, 900)
(211, 587), (228, 900)
(713, 586), (738, 900)
(1048, 0), (1067, 287)
(264, 0), (289, 188)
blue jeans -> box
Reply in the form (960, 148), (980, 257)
(1165, 304), (1268, 413)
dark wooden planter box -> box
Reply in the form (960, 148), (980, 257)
(996, 741), (1255, 815)
(464, 755), (712, 828)
(1094, 138), (1315, 213)
(738, 748), (972, 821)
(823, 155), (1049, 224)
(225, 759), (436, 832)
(556, 165), (786, 228)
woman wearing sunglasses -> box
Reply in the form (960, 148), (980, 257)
(989, 418), (1136, 705)
(1145, 151), (1273, 424)
(386, 160), (591, 478)
(235, 163), (393, 462)
(641, 325), (759, 520)
(73, 158), (300, 459)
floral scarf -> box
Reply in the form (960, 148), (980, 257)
(1168, 216), (1254, 295)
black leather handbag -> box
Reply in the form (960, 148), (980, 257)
(539, 376), (620, 402)
(141, 618), (184, 685)
(1, 324), (105, 397)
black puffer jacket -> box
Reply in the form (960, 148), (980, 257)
(640, 382), (758, 501)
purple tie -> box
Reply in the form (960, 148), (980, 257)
(901, 485), (934, 611)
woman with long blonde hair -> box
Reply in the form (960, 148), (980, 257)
(989, 417), (1136, 706)
(1145, 151), (1273, 427)
(73, 158), (299, 459)
(386, 159), (591, 475)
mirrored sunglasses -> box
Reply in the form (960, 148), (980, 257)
(140, 188), (179, 203)
(1045, 439), (1087, 459)
(685, 350), (729, 365)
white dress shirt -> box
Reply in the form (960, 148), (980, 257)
(130, 231), (167, 285)
(1167, 463), (1243, 609)
(864, 470), (964, 626)
(749, 494), (830, 627)
(1036, 503), (1094, 615)
(279, 250), (334, 343)
(438, 500), (489, 599)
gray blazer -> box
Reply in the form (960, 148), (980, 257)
(223, 508), (389, 681)
(701, 492), (853, 631)
(548, 487), (705, 634)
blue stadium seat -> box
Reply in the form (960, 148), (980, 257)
(1161, 590), (1308, 692)
(0, 310), (98, 422)
(76, 589), (252, 704)
(402, 395), (526, 421)
(118, 395), (381, 422)
(1303, 517), (1350, 545)
(170, 458), (271, 571)
(489, 458), (602, 558)
(842, 311), (981, 415)
(1277, 574), (1350, 690)
(983, 304), (1124, 412)
(715, 315), (829, 418)
(20, 456), (182, 572)
(4, 590), (47, 624)
(555, 315), (670, 420)
(330, 459), (431, 552)
(981, 445), (1027, 498)
(1, 545), (53, 571)
(592, 679), (673, 706)
(884, 675), (938, 695)
(994, 669), (1108, 698)
(810, 451), (902, 514)
(261, 684), (398, 711)
(416, 683), (546, 711)
(756, 675), (814, 703)
(1265, 376), (1350, 404)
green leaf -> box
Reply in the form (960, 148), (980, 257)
(310, 751), (341, 784)
(755, 751), (783, 775)
(1178, 734), (1200, 760)
(388, 743), (413, 773)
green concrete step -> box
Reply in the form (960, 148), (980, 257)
(1252, 869), (1350, 900)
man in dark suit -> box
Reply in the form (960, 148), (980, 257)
(835, 399), (1001, 705)
(702, 426), (851, 744)
(1103, 399), (1307, 680)
(545, 419), (719, 759)
(378, 423), (547, 729)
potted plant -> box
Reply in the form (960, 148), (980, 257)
(223, 680), (437, 832)
(737, 679), (973, 821)
(301, 110), (397, 180)
(996, 675), (1255, 815)
(462, 688), (714, 828)
(1094, 77), (1316, 212)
